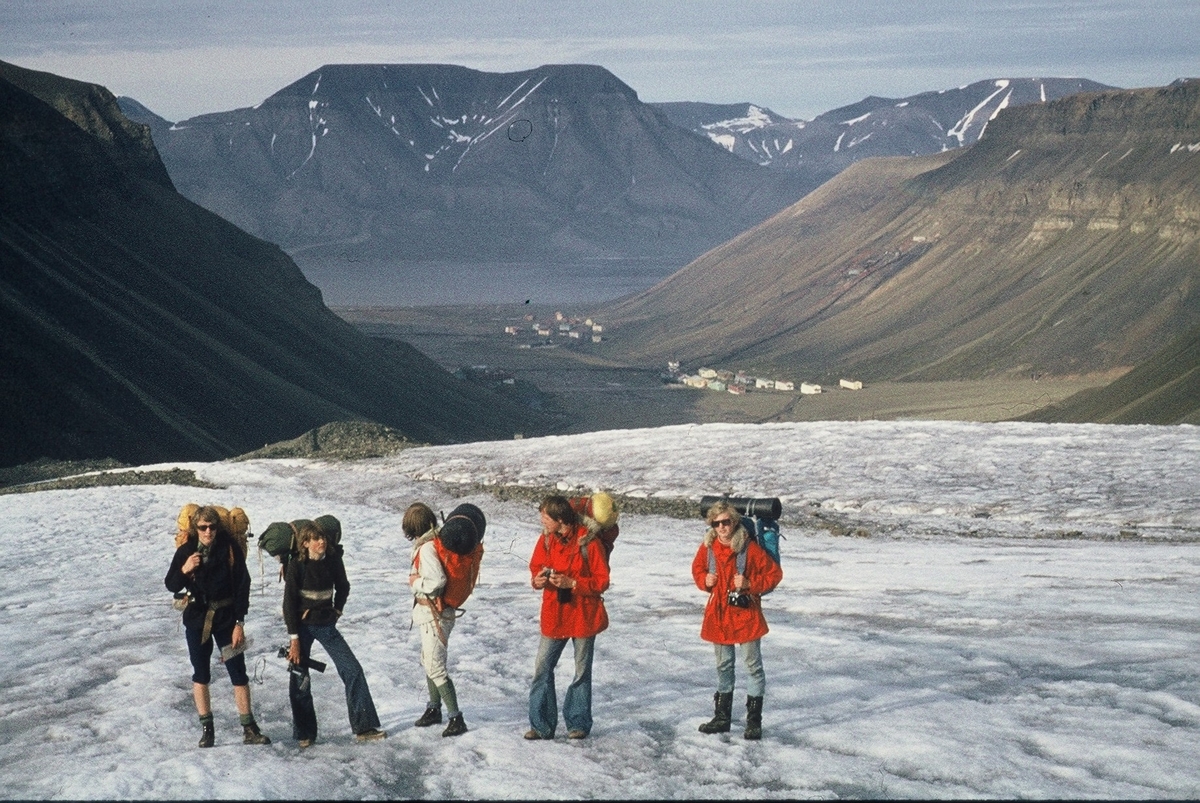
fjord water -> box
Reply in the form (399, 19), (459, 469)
(294, 258), (683, 307)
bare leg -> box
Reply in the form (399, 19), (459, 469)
(233, 683), (252, 716)
(193, 683), (211, 716)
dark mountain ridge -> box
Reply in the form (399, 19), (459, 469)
(602, 82), (1200, 424)
(0, 60), (547, 468)
(127, 63), (807, 268)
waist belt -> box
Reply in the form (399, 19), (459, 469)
(300, 588), (335, 601)
(201, 597), (234, 645)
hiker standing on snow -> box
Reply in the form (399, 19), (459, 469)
(283, 520), (386, 746)
(525, 495), (609, 740)
(690, 500), (783, 740)
(404, 501), (482, 738)
(164, 505), (271, 748)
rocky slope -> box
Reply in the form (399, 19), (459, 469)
(602, 81), (1200, 422)
(0, 61), (549, 468)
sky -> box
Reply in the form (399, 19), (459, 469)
(2, 419), (1199, 798)
(2, 0), (1198, 123)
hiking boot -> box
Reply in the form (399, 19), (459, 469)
(698, 691), (733, 734)
(243, 723), (271, 745)
(442, 714), (467, 737)
(744, 695), (763, 741)
(355, 728), (387, 742)
(414, 705), (443, 727)
(524, 729), (550, 740)
(567, 729), (587, 739)
(198, 721), (215, 748)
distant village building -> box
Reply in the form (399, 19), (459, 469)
(698, 368), (718, 379)
(504, 326), (519, 335)
(569, 330), (581, 339)
(840, 379), (864, 390)
(667, 361), (681, 373)
(555, 311), (565, 321)
(584, 318), (594, 327)
(592, 335), (603, 343)
(756, 378), (775, 390)
(728, 385), (746, 395)
(708, 380), (727, 392)
(592, 324), (603, 333)
(775, 380), (795, 391)
(799, 382), (821, 394)
(683, 375), (709, 388)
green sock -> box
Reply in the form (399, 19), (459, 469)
(199, 713), (214, 726)
(426, 676), (441, 707)
(437, 678), (460, 718)
(239, 713), (255, 727)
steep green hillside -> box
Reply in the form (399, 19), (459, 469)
(1021, 321), (1200, 424)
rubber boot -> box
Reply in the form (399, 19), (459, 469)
(744, 695), (763, 740)
(198, 715), (215, 748)
(698, 691), (733, 734)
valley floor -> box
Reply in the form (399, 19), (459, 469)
(337, 305), (1111, 432)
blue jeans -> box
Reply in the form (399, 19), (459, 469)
(529, 635), (595, 737)
(289, 622), (380, 740)
(715, 640), (765, 697)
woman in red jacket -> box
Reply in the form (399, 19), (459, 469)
(526, 495), (609, 740)
(690, 500), (783, 740)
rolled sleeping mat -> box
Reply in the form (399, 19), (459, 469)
(439, 503), (486, 555)
(699, 495), (782, 520)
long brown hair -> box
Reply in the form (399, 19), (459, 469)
(402, 502), (438, 541)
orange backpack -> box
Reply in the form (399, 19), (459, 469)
(175, 503), (250, 560)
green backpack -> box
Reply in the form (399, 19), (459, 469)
(257, 515), (341, 571)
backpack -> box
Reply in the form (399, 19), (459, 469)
(174, 503), (250, 559)
(417, 503), (485, 609)
(568, 492), (619, 564)
(707, 515), (783, 593)
(257, 515), (341, 573)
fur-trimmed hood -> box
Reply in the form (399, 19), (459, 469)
(703, 521), (749, 554)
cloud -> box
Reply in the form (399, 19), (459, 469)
(3, 0), (1197, 121)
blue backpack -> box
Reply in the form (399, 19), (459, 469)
(707, 515), (783, 590)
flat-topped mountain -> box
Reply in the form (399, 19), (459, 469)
(0, 61), (548, 468)
(123, 63), (807, 268)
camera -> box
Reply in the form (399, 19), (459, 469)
(699, 495), (782, 520)
(727, 590), (752, 608)
(277, 646), (327, 673)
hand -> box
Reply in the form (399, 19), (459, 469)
(733, 573), (747, 591)
(231, 623), (245, 650)
(182, 553), (201, 574)
(408, 573), (419, 587)
(548, 571), (576, 589)
(287, 641), (301, 665)
(705, 573), (717, 589)
(532, 572), (548, 589)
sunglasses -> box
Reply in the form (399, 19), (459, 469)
(712, 518), (734, 528)
(196, 523), (216, 531)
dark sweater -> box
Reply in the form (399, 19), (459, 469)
(283, 550), (350, 634)
(164, 534), (250, 631)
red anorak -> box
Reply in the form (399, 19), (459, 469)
(529, 525), (609, 639)
(691, 536), (782, 645)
